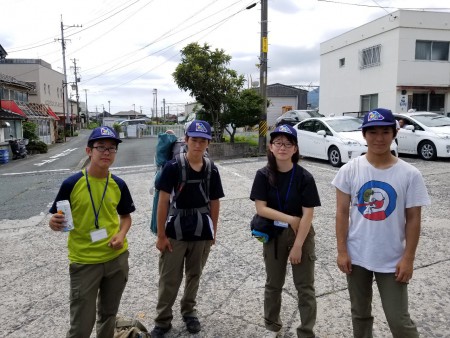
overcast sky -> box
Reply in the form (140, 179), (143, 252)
(1, 0), (449, 116)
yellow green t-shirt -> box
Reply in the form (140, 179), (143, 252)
(50, 169), (135, 264)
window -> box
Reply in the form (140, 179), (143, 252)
(412, 93), (445, 112)
(298, 120), (315, 132)
(359, 45), (381, 69)
(339, 58), (345, 67)
(415, 40), (449, 61)
(360, 94), (378, 113)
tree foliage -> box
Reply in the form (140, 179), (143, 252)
(222, 89), (263, 143)
(22, 121), (39, 142)
(173, 42), (245, 142)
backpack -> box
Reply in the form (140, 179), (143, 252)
(165, 153), (212, 241)
(150, 134), (211, 236)
(113, 317), (151, 338)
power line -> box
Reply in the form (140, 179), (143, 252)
(317, 0), (450, 11)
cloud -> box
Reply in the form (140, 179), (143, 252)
(270, 0), (301, 14)
(1, 0), (449, 114)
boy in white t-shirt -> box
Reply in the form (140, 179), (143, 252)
(332, 108), (430, 338)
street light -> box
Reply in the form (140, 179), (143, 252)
(108, 100), (111, 114)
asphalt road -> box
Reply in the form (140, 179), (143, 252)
(0, 131), (159, 220)
(1, 151), (449, 337)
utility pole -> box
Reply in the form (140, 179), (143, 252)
(163, 98), (166, 123)
(259, 0), (268, 154)
(72, 58), (81, 130)
(152, 89), (158, 123)
(58, 16), (81, 138)
(83, 89), (88, 125)
(60, 18), (70, 136)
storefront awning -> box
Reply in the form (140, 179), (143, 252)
(46, 107), (60, 120)
(0, 100), (27, 117)
(0, 108), (26, 120)
(21, 102), (49, 118)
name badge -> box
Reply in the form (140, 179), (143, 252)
(274, 220), (288, 228)
(90, 228), (108, 242)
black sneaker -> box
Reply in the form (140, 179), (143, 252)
(183, 316), (201, 333)
(150, 324), (172, 338)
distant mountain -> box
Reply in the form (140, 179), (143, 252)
(307, 87), (319, 109)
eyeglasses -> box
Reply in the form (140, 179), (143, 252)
(272, 141), (294, 149)
(92, 146), (118, 153)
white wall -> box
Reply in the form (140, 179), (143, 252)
(320, 10), (450, 115)
(267, 96), (297, 126)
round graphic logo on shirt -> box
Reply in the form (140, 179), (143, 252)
(356, 181), (397, 221)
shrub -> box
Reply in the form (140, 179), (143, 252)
(26, 140), (48, 154)
(22, 121), (39, 142)
(88, 122), (99, 129)
(113, 123), (122, 133)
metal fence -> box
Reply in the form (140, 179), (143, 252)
(124, 124), (185, 138)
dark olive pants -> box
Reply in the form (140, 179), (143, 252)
(263, 227), (317, 338)
(154, 239), (211, 328)
(67, 251), (129, 338)
(347, 265), (419, 338)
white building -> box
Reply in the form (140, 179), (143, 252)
(319, 10), (450, 116)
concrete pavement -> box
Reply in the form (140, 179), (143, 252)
(1, 156), (449, 337)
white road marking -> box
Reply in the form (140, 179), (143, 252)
(34, 148), (79, 167)
(1, 169), (71, 176)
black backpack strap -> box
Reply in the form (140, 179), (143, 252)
(195, 157), (211, 205)
(166, 155), (213, 241)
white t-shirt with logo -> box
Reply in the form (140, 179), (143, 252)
(332, 156), (431, 273)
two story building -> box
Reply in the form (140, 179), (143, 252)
(319, 10), (450, 116)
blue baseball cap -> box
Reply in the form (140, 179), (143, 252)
(88, 126), (122, 144)
(270, 124), (298, 143)
(186, 120), (212, 140)
(361, 108), (396, 128)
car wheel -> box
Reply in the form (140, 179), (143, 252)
(418, 140), (437, 161)
(328, 146), (342, 167)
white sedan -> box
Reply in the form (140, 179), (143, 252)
(293, 116), (397, 167)
(394, 112), (450, 160)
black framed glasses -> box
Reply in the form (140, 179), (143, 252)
(92, 146), (118, 153)
(272, 141), (294, 149)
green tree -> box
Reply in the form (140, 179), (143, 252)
(22, 121), (39, 142)
(173, 42), (245, 142)
(222, 89), (263, 143)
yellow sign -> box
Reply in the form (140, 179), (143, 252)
(262, 37), (268, 53)
(259, 120), (267, 137)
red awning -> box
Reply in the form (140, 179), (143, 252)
(47, 107), (60, 120)
(0, 100), (27, 117)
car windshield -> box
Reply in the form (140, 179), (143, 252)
(326, 118), (362, 132)
(308, 110), (323, 117)
(412, 114), (450, 127)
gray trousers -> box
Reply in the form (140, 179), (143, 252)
(66, 251), (129, 338)
(263, 227), (317, 338)
(154, 239), (212, 328)
(347, 265), (419, 338)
